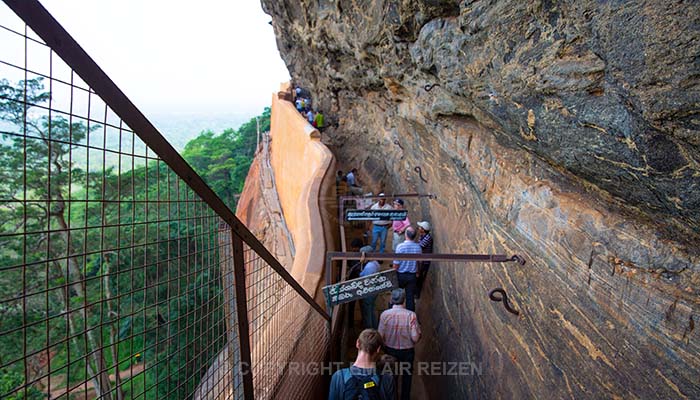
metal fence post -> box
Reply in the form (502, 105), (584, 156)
(232, 231), (255, 400)
(218, 223), (239, 398)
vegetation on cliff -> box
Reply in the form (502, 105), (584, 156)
(0, 77), (266, 399)
(182, 107), (270, 210)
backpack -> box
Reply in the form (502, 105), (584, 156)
(341, 368), (383, 400)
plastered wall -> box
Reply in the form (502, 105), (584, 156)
(269, 83), (336, 294)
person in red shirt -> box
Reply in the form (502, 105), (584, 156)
(378, 289), (421, 400)
(391, 199), (410, 252)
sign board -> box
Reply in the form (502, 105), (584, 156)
(345, 209), (408, 221)
(323, 269), (398, 308)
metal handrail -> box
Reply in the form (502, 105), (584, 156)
(4, 0), (329, 322)
(325, 250), (526, 360)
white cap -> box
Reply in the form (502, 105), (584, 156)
(417, 221), (431, 231)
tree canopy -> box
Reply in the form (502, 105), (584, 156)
(182, 107), (270, 210)
(0, 77), (270, 399)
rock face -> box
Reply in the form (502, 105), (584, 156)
(262, 1), (700, 398)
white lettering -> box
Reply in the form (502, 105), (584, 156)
(417, 361), (429, 376)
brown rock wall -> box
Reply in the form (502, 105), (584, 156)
(262, 1), (700, 398)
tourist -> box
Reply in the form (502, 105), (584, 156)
(346, 238), (364, 329)
(347, 238), (365, 280)
(416, 221), (433, 299)
(391, 199), (410, 252)
(378, 289), (421, 400)
(307, 109), (314, 124)
(346, 168), (363, 195)
(370, 193), (392, 253)
(393, 227), (421, 311)
(346, 168), (357, 186)
(336, 170), (344, 186)
(337, 175), (349, 199)
(328, 329), (395, 400)
(359, 245), (381, 329)
(314, 109), (325, 129)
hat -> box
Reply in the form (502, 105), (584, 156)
(378, 193), (385, 197)
(417, 221), (431, 231)
(393, 198), (404, 206)
(360, 245), (374, 253)
(391, 289), (406, 305)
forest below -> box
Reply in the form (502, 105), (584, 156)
(0, 77), (269, 399)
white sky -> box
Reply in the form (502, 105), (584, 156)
(36, 0), (290, 116)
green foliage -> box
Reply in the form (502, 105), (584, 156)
(0, 78), (50, 125)
(1, 78), (265, 399)
(0, 370), (43, 400)
(182, 107), (270, 210)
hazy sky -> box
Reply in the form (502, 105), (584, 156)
(37, 0), (291, 117)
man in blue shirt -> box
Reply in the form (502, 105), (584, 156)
(346, 168), (363, 194)
(393, 227), (422, 311)
(346, 168), (357, 186)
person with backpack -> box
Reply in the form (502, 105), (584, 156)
(329, 329), (395, 400)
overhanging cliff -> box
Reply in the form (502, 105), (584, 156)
(262, 1), (699, 398)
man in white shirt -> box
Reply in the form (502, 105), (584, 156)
(370, 193), (392, 253)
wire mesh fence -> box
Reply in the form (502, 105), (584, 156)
(242, 243), (329, 400)
(0, 1), (329, 399)
(0, 8), (239, 399)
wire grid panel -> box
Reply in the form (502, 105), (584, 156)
(242, 243), (330, 400)
(0, 8), (241, 400)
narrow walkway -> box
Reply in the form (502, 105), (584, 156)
(336, 195), (393, 363)
(334, 192), (429, 399)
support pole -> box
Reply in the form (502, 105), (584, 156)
(232, 232), (254, 400)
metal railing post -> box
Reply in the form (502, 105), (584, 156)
(232, 231), (255, 400)
(218, 223), (241, 397)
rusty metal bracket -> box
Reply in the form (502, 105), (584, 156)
(414, 166), (428, 183)
(488, 288), (520, 316)
(424, 83), (441, 92)
(510, 255), (526, 265)
(393, 139), (404, 150)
